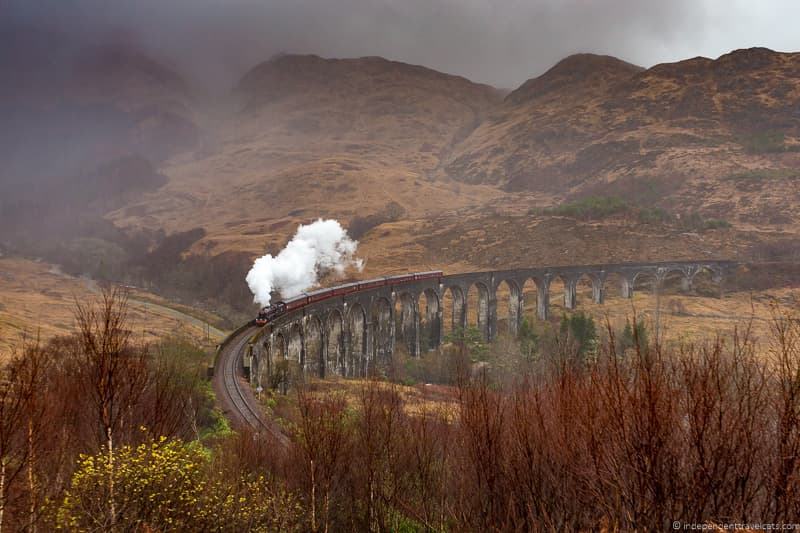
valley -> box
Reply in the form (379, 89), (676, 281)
(0, 256), (225, 358)
(3, 46), (800, 349)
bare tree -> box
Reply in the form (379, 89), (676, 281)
(72, 287), (149, 527)
(291, 386), (352, 533)
(0, 341), (44, 533)
(766, 307), (800, 520)
(138, 338), (204, 442)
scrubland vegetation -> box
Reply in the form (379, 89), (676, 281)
(347, 201), (407, 240)
(276, 309), (800, 531)
(738, 130), (800, 154)
(2, 211), (255, 326)
(0, 288), (300, 531)
(2, 288), (800, 531)
(535, 195), (732, 230)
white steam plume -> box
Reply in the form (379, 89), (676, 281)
(246, 219), (363, 307)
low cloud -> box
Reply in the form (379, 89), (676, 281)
(4, 0), (800, 90)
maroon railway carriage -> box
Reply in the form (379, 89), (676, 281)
(357, 278), (387, 291)
(333, 282), (359, 296)
(305, 288), (335, 305)
(286, 295), (309, 310)
(413, 270), (443, 281)
(385, 274), (415, 285)
(254, 270), (444, 326)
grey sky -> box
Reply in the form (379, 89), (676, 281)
(4, 0), (800, 89)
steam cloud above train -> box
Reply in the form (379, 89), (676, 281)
(246, 219), (363, 307)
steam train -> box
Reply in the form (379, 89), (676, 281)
(254, 270), (443, 326)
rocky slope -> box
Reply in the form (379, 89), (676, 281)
(443, 48), (800, 228)
(4, 45), (800, 320)
(108, 54), (506, 255)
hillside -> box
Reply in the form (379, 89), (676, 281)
(4, 46), (800, 327)
(0, 40), (200, 258)
(0, 256), (225, 358)
(108, 49), (800, 272)
(0, 38), (198, 184)
(443, 48), (800, 229)
(107, 54), (506, 256)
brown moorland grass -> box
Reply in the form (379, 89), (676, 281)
(266, 308), (800, 531)
(0, 257), (226, 358)
(2, 286), (799, 531)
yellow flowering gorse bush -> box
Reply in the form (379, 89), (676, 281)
(55, 436), (303, 532)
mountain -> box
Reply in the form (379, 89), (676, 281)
(0, 39), (198, 188)
(104, 49), (800, 271)
(443, 49), (800, 214)
(108, 54), (505, 254)
(5, 45), (800, 319)
(505, 53), (643, 105)
(67, 44), (199, 162)
(233, 54), (502, 168)
(0, 40), (199, 263)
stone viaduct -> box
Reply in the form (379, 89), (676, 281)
(246, 260), (736, 388)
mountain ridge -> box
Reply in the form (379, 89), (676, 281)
(4, 44), (800, 312)
(443, 47), (800, 196)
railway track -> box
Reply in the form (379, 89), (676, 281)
(212, 326), (289, 446)
(213, 261), (737, 445)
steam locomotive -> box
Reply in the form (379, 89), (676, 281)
(254, 270), (443, 327)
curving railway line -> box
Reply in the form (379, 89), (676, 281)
(213, 260), (736, 432)
(212, 325), (289, 445)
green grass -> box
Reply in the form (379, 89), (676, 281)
(637, 206), (673, 224)
(200, 407), (233, 440)
(702, 218), (732, 230)
(723, 168), (800, 182)
(679, 212), (731, 231)
(536, 194), (730, 231)
(738, 130), (788, 154)
(540, 196), (630, 220)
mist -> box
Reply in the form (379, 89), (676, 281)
(4, 0), (800, 91)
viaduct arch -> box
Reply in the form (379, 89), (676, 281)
(248, 260), (734, 388)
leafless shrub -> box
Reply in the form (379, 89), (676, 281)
(4, 296), (800, 531)
(289, 386), (352, 532)
(0, 338), (45, 533)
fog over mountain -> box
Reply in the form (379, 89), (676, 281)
(3, 0), (800, 320)
(4, 0), (800, 89)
